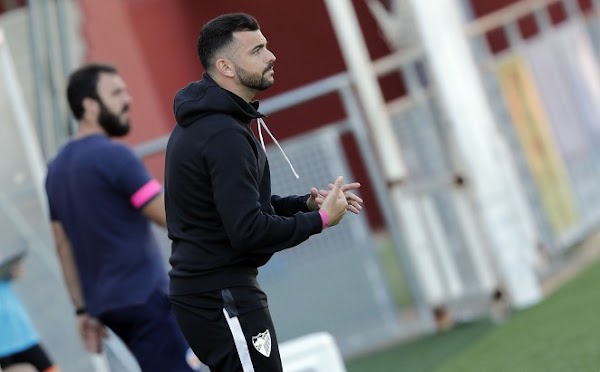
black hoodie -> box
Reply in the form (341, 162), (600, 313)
(165, 73), (323, 295)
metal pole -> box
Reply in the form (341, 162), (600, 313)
(324, 0), (434, 329)
(27, 0), (51, 159)
(41, 0), (67, 147)
(55, 0), (78, 135)
(323, 0), (406, 183)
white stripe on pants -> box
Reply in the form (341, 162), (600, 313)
(223, 308), (255, 372)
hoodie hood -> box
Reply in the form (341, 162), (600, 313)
(173, 73), (300, 179)
(174, 73), (264, 127)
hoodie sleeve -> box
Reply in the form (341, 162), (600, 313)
(271, 194), (312, 217)
(205, 127), (322, 254)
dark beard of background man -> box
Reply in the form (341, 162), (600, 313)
(98, 99), (130, 137)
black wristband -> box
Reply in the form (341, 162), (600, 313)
(75, 307), (87, 315)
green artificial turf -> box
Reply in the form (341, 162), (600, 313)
(346, 258), (600, 372)
(437, 259), (600, 372)
(346, 321), (495, 372)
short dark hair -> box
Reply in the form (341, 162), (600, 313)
(197, 13), (260, 71)
(67, 63), (118, 120)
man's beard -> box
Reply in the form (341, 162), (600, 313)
(236, 63), (274, 91)
(98, 100), (130, 137)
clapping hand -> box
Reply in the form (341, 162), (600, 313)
(318, 176), (348, 227)
(307, 180), (362, 214)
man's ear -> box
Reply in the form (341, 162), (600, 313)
(82, 97), (98, 116)
(215, 58), (235, 78)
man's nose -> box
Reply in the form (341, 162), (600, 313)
(124, 92), (133, 105)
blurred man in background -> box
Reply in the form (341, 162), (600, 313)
(45, 63), (200, 371)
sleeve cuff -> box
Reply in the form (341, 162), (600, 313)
(318, 210), (330, 229)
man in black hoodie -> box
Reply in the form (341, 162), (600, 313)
(165, 13), (363, 372)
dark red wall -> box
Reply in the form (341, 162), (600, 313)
(83, 0), (400, 139)
(124, 0), (199, 128)
(125, 0), (397, 138)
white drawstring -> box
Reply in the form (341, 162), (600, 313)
(257, 118), (299, 179)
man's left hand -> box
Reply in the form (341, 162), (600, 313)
(307, 182), (363, 214)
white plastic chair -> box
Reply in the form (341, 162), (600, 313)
(280, 332), (346, 372)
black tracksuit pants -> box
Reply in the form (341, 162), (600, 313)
(171, 286), (283, 372)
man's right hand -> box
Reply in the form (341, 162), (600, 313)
(77, 313), (107, 354)
(319, 176), (348, 227)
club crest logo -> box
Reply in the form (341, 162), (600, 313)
(252, 329), (272, 357)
